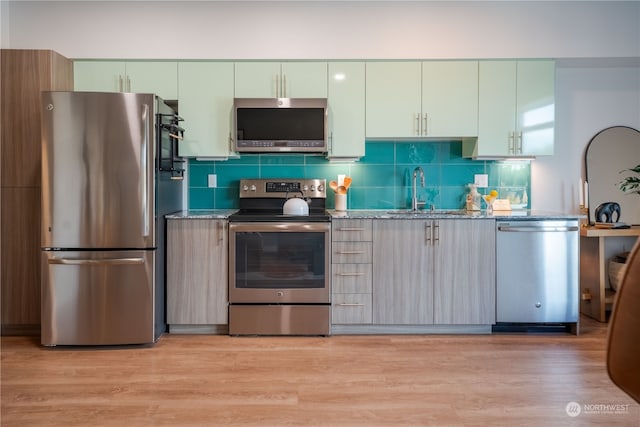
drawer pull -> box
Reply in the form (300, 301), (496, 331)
(337, 272), (365, 276)
(336, 303), (365, 307)
(337, 250), (365, 255)
(338, 227), (366, 231)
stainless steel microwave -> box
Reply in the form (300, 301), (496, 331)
(233, 98), (328, 153)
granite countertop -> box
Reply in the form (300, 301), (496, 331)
(328, 209), (583, 220)
(166, 209), (581, 220)
(165, 209), (237, 219)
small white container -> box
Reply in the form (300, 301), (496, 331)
(466, 184), (481, 211)
(335, 194), (347, 211)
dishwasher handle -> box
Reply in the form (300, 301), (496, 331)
(497, 225), (579, 232)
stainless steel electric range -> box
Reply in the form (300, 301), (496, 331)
(228, 178), (331, 336)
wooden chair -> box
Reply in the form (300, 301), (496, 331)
(607, 238), (640, 403)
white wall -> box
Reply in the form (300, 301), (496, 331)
(0, 1), (9, 48)
(4, 1), (640, 59)
(533, 59), (640, 213)
(4, 1), (640, 214)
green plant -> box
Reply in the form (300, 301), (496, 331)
(619, 164), (640, 195)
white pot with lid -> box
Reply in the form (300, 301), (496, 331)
(283, 191), (310, 216)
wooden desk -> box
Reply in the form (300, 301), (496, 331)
(580, 226), (640, 322)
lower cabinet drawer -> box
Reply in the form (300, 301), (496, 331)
(332, 293), (372, 324)
(332, 263), (372, 293)
(332, 242), (372, 264)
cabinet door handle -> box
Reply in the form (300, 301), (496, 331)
(217, 221), (225, 243)
(338, 228), (366, 231)
(423, 113), (428, 136)
(415, 114), (420, 136)
(336, 303), (365, 307)
(508, 131), (515, 154)
(118, 75), (123, 92)
(337, 272), (365, 276)
(433, 221), (439, 245)
(517, 131), (523, 154)
(337, 250), (365, 255)
(425, 222), (432, 244)
(282, 74), (287, 97)
(126, 76), (132, 92)
(275, 75), (280, 98)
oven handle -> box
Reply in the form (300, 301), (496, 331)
(229, 222), (330, 233)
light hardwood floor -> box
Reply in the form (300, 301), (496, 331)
(2, 317), (638, 426)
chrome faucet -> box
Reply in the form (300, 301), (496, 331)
(411, 166), (426, 211)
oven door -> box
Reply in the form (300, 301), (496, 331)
(228, 222), (330, 303)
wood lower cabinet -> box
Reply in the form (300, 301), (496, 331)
(372, 218), (495, 326)
(372, 219), (434, 324)
(167, 219), (228, 328)
(1, 49), (73, 333)
(331, 219), (373, 324)
(433, 219), (495, 325)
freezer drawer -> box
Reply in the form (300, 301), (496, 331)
(496, 220), (579, 323)
(41, 250), (155, 346)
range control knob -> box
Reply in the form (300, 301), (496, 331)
(242, 185), (249, 192)
(317, 184), (324, 192)
(250, 185), (257, 192)
(535, 302), (542, 308)
(303, 185), (309, 191)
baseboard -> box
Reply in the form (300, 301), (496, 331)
(1, 324), (40, 336)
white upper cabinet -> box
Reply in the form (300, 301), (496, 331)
(327, 62), (366, 159)
(234, 61), (328, 98)
(366, 61), (478, 139)
(74, 60), (178, 100)
(470, 60), (555, 157)
(178, 62), (235, 158)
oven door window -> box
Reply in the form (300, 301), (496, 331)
(234, 231), (326, 289)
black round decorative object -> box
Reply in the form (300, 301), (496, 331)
(595, 202), (621, 223)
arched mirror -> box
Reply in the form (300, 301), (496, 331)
(585, 126), (640, 225)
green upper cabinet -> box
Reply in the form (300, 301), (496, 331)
(365, 62), (422, 138)
(126, 62), (178, 99)
(178, 62), (235, 158)
(234, 61), (328, 98)
(468, 60), (555, 158)
(74, 60), (178, 100)
(422, 61), (478, 138)
(74, 61), (126, 92)
(327, 62), (366, 159)
(365, 61), (478, 139)
(516, 61), (555, 156)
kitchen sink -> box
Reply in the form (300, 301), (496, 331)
(385, 209), (469, 216)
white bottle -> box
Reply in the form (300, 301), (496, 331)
(466, 184), (481, 211)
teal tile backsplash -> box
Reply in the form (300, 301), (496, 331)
(188, 141), (531, 210)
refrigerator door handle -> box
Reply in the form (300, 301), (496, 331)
(141, 104), (150, 237)
(48, 257), (146, 266)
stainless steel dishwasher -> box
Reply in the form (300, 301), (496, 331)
(495, 219), (579, 325)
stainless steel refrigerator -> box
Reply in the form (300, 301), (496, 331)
(40, 91), (183, 346)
